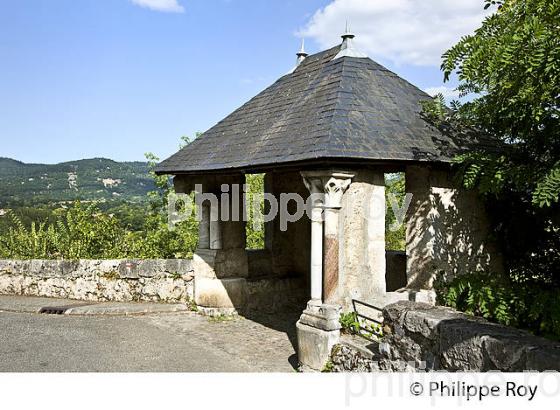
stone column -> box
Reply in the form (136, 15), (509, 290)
(310, 206), (324, 302)
(193, 182), (219, 282)
(323, 174), (353, 304)
(297, 170), (353, 371)
(300, 175), (325, 304)
(301, 171), (353, 304)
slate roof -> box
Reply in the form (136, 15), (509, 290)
(156, 44), (495, 175)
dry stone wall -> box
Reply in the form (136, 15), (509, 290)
(329, 302), (560, 372)
(0, 259), (194, 303)
(382, 301), (560, 371)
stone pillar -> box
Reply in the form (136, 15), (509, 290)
(193, 174), (249, 316)
(338, 169), (388, 310)
(366, 177), (387, 295)
(323, 174), (353, 303)
(198, 204), (210, 249)
(300, 174), (324, 303)
(209, 204), (222, 250)
(405, 165), (503, 290)
(301, 171), (354, 304)
(297, 170), (353, 371)
(310, 206), (324, 302)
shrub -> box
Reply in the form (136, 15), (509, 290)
(385, 173), (406, 251)
(339, 312), (383, 340)
(0, 203), (128, 259)
(0, 201), (199, 260)
(340, 312), (361, 335)
(245, 173), (265, 250)
(435, 271), (560, 341)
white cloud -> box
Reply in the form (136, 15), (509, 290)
(299, 0), (491, 66)
(130, 0), (185, 13)
(424, 86), (460, 100)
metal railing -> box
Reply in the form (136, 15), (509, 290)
(352, 299), (384, 326)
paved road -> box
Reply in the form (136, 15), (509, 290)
(0, 299), (299, 372)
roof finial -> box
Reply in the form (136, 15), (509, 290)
(333, 20), (367, 60)
(296, 38), (308, 67)
(342, 20), (355, 41)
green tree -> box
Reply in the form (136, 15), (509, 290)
(385, 173), (406, 251)
(441, 0), (559, 207)
(429, 0), (560, 338)
(432, 0), (560, 282)
(138, 135), (200, 259)
(245, 173), (265, 249)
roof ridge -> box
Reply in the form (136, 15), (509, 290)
(362, 57), (433, 99)
(261, 47), (344, 155)
(155, 43), (492, 175)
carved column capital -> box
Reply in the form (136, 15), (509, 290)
(301, 170), (354, 209)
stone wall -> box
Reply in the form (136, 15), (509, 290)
(0, 259), (194, 303)
(339, 169), (386, 310)
(405, 165), (503, 290)
(194, 275), (307, 315)
(381, 301), (560, 371)
(330, 334), (418, 372)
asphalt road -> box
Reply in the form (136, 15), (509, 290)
(0, 307), (297, 372)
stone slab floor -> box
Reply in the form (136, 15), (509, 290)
(0, 296), (299, 372)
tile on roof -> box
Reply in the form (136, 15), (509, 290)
(156, 45), (496, 175)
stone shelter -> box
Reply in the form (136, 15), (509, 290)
(156, 29), (502, 369)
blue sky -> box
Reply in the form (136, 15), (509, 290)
(0, 0), (490, 164)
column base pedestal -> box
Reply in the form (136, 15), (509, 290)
(296, 301), (341, 371)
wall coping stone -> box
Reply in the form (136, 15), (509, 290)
(382, 301), (560, 371)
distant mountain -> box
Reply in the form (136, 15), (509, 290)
(0, 157), (155, 206)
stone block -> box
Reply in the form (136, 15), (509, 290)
(30, 260), (63, 278)
(194, 276), (247, 309)
(60, 260), (80, 276)
(214, 248), (249, 278)
(193, 250), (218, 279)
(247, 249), (273, 278)
(296, 321), (340, 371)
(0, 259), (30, 274)
(382, 301), (560, 371)
(299, 302), (342, 331)
(119, 260), (140, 279)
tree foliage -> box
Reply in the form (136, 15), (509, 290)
(385, 173), (406, 251)
(435, 272), (560, 340)
(0, 203), (129, 259)
(433, 0), (560, 279)
(0, 137), (202, 260)
(245, 173), (265, 250)
(441, 0), (560, 207)
(431, 0), (560, 340)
